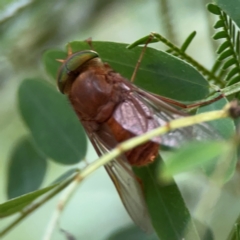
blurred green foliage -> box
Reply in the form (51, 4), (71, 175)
(2, 1), (240, 240)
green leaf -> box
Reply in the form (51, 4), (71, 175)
(202, 144), (237, 184)
(162, 98), (237, 184)
(162, 141), (229, 179)
(223, 58), (237, 69)
(7, 136), (47, 199)
(213, 31), (228, 40)
(126, 35), (160, 49)
(222, 81), (240, 96)
(44, 41), (210, 102)
(226, 67), (239, 80)
(107, 225), (158, 240)
(198, 98), (237, 182)
(231, 21), (236, 39)
(214, 19), (225, 29)
(216, 0), (240, 28)
(227, 75), (240, 86)
(218, 49), (233, 60)
(207, 4), (222, 15)
(42, 49), (67, 81)
(180, 31), (196, 52)
(217, 41), (230, 54)
(237, 31), (240, 54)
(0, 184), (58, 218)
(18, 79), (87, 165)
(211, 60), (223, 75)
(133, 156), (200, 240)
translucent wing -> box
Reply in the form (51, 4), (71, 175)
(112, 93), (161, 144)
(134, 89), (221, 145)
(83, 123), (153, 233)
(103, 153), (154, 233)
(112, 82), (220, 148)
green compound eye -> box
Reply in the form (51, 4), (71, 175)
(57, 50), (99, 93)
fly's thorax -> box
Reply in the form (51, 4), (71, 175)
(68, 64), (122, 123)
(58, 58), (102, 95)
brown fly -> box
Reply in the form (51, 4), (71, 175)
(56, 43), (221, 232)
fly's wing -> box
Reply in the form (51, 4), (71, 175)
(112, 90), (193, 148)
(82, 123), (153, 233)
(112, 93), (161, 144)
(101, 148), (154, 233)
(112, 80), (220, 149)
(134, 89), (221, 147)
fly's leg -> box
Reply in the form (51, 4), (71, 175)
(129, 32), (225, 108)
(130, 33), (155, 82)
(153, 92), (224, 109)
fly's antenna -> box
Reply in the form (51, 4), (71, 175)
(67, 43), (73, 56)
(56, 43), (73, 63)
(85, 37), (95, 50)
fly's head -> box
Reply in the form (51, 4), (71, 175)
(57, 50), (99, 94)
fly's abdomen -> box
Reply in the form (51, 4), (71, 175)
(107, 116), (159, 166)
